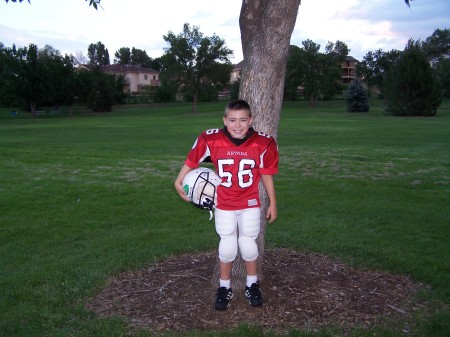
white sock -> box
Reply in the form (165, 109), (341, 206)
(246, 274), (258, 288)
(219, 279), (231, 289)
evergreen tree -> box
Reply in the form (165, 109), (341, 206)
(345, 79), (369, 112)
(383, 39), (443, 116)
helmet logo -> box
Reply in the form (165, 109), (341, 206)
(183, 184), (190, 196)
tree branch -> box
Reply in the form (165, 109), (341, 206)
(4, 0), (102, 9)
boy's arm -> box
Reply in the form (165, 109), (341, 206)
(261, 174), (277, 223)
(174, 164), (193, 202)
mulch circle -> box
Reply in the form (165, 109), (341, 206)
(87, 248), (421, 335)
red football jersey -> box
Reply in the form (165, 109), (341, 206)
(185, 128), (279, 210)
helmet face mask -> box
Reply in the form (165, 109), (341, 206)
(182, 168), (222, 211)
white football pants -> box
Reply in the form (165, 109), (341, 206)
(214, 207), (260, 263)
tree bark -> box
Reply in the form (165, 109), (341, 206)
(212, 0), (301, 290)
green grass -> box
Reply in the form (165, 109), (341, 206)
(0, 99), (449, 337)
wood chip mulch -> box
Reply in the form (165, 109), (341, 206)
(86, 248), (422, 335)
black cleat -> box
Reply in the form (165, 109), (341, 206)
(245, 282), (263, 307)
(215, 287), (233, 310)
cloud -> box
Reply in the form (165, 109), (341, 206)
(291, 0), (449, 60)
(0, 0), (447, 63)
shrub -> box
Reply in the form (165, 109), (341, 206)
(345, 79), (369, 112)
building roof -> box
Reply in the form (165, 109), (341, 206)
(101, 64), (159, 74)
(345, 56), (359, 62)
(233, 60), (244, 70)
(76, 64), (159, 74)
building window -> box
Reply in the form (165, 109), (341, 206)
(144, 75), (148, 80)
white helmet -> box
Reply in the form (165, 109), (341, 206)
(182, 167), (222, 211)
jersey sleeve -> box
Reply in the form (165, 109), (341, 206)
(259, 138), (279, 175)
(185, 132), (211, 168)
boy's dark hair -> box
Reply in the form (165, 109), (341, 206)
(224, 99), (252, 117)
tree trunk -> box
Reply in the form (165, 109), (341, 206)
(192, 91), (198, 113)
(239, 0), (300, 137)
(30, 101), (37, 118)
(212, 0), (300, 290)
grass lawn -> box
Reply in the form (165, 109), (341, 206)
(0, 99), (449, 337)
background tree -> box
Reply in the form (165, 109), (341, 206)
(88, 41), (110, 66)
(229, 79), (240, 100)
(114, 47), (161, 70)
(73, 50), (88, 66)
(74, 67), (125, 112)
(14, 44), (45, 117)
(322, 40), (349, 100)
(345, 79), (369, 112)
(299, 39), (323, 106)
(383, 39), (442, 116)
(161, 23), (233, 111)
(130, 47), (153, 68)
(356, 49), (402, 96)
(435, 57), (450, 98)
(422, 28), (450, 60)
(284, 45), (303, 100)
(153, 53), (178, 102)
(38, 45), (76, 109)
(0, 43), (21, 107)
(114, 47), (131, 65)
(0, 43), (78, 113)
(284, 39), (348, 106)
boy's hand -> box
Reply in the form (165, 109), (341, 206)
(261, 174), (277, 223)
(174, 164), (193, 202)
(266, 203), (277, 223)
(174, 180), (190, 202)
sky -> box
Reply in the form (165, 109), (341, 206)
(0, 0), (448, 64)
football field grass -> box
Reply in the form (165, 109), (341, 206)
(0, 99), (449, 336)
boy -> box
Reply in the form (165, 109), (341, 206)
(174, 99), (279, 310)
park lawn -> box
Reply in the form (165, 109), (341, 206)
(0, 99), (449, 337)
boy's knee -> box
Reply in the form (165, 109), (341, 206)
(238, 236), (258, 261)
(219, 237), (238, 262)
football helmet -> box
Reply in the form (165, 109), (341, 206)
(182, 167), (222, 212)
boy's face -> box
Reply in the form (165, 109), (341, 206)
(223, 109), (253, 139)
